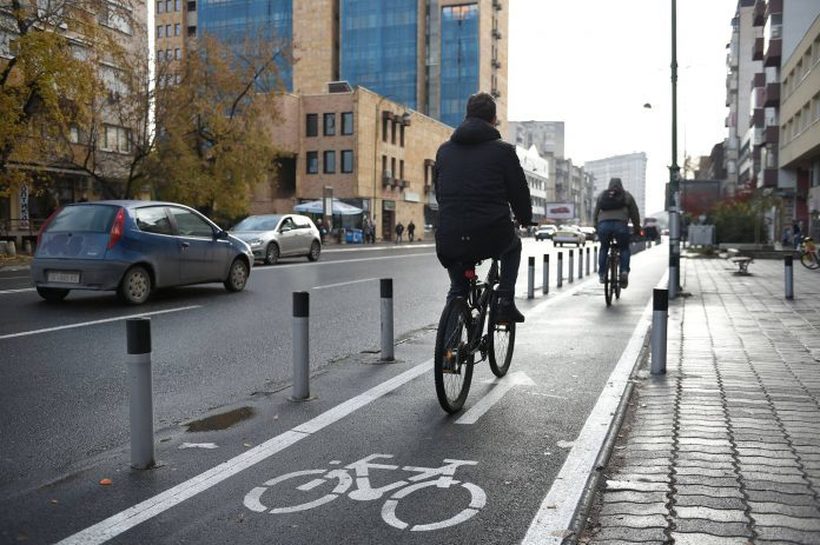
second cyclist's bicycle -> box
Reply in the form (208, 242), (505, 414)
(434, 258), (515, 413)
(796, 236), (819, 270)
(603, 234), (622, 307)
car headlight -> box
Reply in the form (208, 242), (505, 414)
(249, 239), (262, 246)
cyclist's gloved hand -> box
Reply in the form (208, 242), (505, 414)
(633, 227), (643, 237)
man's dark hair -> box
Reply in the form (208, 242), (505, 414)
(466, 92), (496, 122)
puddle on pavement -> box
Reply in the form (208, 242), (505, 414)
(186, 407), (255, 432)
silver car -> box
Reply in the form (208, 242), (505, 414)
(31, 201), (254, 304)
(230, 214), (322, 265)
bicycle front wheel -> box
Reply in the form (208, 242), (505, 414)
(612, 254), (621, 300)
(488, 295), (515, 377)
(434, 298), (474, 413)
(603, 256), (613, 307)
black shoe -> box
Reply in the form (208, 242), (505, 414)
(495, 292), (525, 323)
(619, 272), (629, 288)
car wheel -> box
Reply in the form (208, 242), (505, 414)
(224, 258), (249, 292)
(36, 287), (70, 303)
(264, 242), (279, 265)
(118, 266), (152, 305)
(307, 240), (321, 262)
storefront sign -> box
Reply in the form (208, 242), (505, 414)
(20, 185), (29, 229)
(404, 192), (420, 203)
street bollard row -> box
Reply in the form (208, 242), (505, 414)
(651, 289), (668, 376)
(126, 318), (155, 470)
(785, 255), (794, 300)
(527, 256), (535, 300)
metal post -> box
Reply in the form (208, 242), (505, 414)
(542, 254), (549, 295)
(527, 256), (535, 299)
(557, 252), (563, 288)
(381, 279), (394, 361)
(578, 247), (583, 278)
(126, 318), (155, 469)
(586, 247), (591, 276)
(785, 255), (794, 300)
(568, 249), (574, 283)
(594, 246), (598, 273)
(292, 291), (310, 400)
(668, 0), (681, 300)
(651, 289), (668, 375)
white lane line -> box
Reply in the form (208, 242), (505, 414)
(324, 243), (435, 253)
(521, 274), (665, 545)
(250, 252), (434, 272)
(57, 359), (433, 545)
(0, 287), (35, 294)
(0, 306), (202, 340)
(312, 278), (379, 290)
(455, 372), (536, 425)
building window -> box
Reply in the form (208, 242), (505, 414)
(165, 0), (171, 12)
(306, 151), (318, 174)
(174, 48), (181, 60)
(391, 121), (397, 144)
(157, 0), (163, 13)
(399, 160), (404, 180)
(101, 125), (132, 153)
(324, 150), (336, 174)
(382, 117), (388, 142)
(157, 25), (163, 38)
(323, 113), (336, 136)
(391, 157), (396, 179)
(306, 114), (318, 137)
(400, 124), (405, 147)
(187, 0), (196, 11)
(382, 155), (388, 176)
(341, 112), (354, 135)
(341, 150), (353, 173)
(175, 23), (181, 36)
(187, 26), (196, 37)
(165, 25), (171, 37)
(175, 0), (181, 10)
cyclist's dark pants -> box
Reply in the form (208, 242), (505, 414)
(597, 220), (631, 274)
(446, 236), (522, 302)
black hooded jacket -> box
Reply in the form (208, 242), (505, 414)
(434, 117), (532, 268)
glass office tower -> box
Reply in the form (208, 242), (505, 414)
(339, 0), (419, 110)
(198, 0), (293, 91)
(439, 4), (479, 128)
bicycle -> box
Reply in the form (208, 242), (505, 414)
(242, 453), (486, 532)
(796, 236), (819, 270)
(603, 233), (621, 307)
(434, 258), (515, 413)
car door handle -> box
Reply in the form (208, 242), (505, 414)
(181, 242), (190, 248)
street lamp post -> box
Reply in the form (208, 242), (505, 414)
(668, 0), (682, 299)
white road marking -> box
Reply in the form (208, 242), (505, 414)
(0, 306), (202, 340)
(521, 275), (665, 545)
(324, 243), (435, 253)
(0, 287), (35, 295)
(455, 372), (536, 425)
(179, 443), (219, 450)
(312, 278), (379, 290)
(250, 252), (434, 272)
(56, 359), (433, 545)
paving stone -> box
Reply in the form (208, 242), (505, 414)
(744, 489), (817, 506)
(753, 514), (820, 532)
(743, 480), (813, 495)
(608, 472), (670, 484)
(677, 452), (735, 464)
(597, 514), (667, 529)
(675, 485), (743, 498)
(673, 506), (748, 523)
(605, 480), (670, 493)
(741, 471), (807, 485)
(675, 460), (735, 471)
(674, 495), (746, 511)
(748, 501), (820, 518)
(588, 527), (667, 542)
(673, 519), (751, 537)
(603, 491), (669, 504)
(599, 502), (668, 518)
(755, 526), (820, 544)
(675, 475), (740, 488)
(669, 532), (749, 545)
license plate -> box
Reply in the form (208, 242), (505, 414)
(48, 271), (80, 284)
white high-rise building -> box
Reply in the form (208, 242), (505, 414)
(584, 153), (648, 216)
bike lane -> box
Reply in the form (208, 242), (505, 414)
(4, 246), (668, 545)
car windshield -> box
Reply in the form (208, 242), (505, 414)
(47, 205), (119, 233)
(232, 215), (282, 231)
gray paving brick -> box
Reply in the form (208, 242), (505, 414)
(675, 475), (740, 488)
(608, 472), (670, 484)
(744, 489), (817, 505)
(597, 514), (667, 529)
(674, 495), (746, 511)
(599, 502), (668, 517)
(606, 480), (670, 493)
(673, 506), (748, 523)
(677, 452), (736, 464)
(741, 471), (807, 485)
(755, 526), (820, 544)
(587, 527), (667, 542)
(748, 501), (820, 518)
(753, 514), (820, 532)
(668, 532), (749, 545)
(674, 467), (735, 478)
(673, 518), (751, 537)
(675, 485), (743, 498)
(743, 480), (813, 495)
(603, 491), (669, 504)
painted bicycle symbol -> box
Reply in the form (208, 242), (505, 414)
(243, 453), (486, 531)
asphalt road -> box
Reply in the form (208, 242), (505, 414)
(0, 238), (667, 544)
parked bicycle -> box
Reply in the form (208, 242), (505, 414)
(243, 453), (486, 532)
(434, 258), (515, 413)
(796, 236), (819, 270)
(603, 234), (622, 306)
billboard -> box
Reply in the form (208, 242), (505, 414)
(545, 202), (575, 220)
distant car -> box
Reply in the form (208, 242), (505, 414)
(534, 225), (557, 241)
(552, 225), (586, 247)
(31, 201), (253, 304)
(230, 213), (322, 265)
(579, 226), (597, 241)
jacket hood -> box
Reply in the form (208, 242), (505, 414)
(608, 177), (624, 191)
(450, 117), (501, 145)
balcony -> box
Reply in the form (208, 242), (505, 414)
(764, 38), (781, 67)
(492, 0), (502, 10)
(751, 108), (764, 129)
(762, 168), (778, 187)
(492, 59), (502, 69)
(752, 37), (764, 61)
(765, 125), (779, 145)
(492, 29), (502, 40)
(765, 0), (782, 18)
(763, 82), (780, 107)
(382, 172), (394, 187)
(753, 0), (765, 26)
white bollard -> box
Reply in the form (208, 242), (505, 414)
(542, 254), (549, 295)
(527, 256), (535, 299)
(785, 256), (794, 300)
(651, 289), (668, 375)
(126, 318), (155, 469)
(557, 252), (563, 288)
(292, 292), (310, 399)
(568, 250), (574, 283)
(380, 279), (394, 361)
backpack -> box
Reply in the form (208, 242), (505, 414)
(599, 188), (626, 211)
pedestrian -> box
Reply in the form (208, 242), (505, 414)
(368, 221), (376, 244)
(395, 222), (404, 244)
(407, 220), (416, 242)
(782, 226), (792, 248)
(434, 92), (532, 323)
(316, 217), (328, 243)
(793, 221), (802, 249)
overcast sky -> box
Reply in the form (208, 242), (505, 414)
(508, 0), (738, 214)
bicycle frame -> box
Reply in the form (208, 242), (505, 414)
(463, 259), (500, 359)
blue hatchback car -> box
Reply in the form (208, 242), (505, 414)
(31, 201), (253, 304)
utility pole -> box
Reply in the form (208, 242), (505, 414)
(668, 0), (681, 299)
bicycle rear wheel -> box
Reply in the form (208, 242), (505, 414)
(603, 256), (613, 307)
(434, 298), (474, 413)
(488, 295), (516, 377)
(612, 254), (621, 300)
(800, 251), (819, 269)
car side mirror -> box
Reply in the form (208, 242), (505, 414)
(280, 225), (292, 233)
(215, 229), (229, 239)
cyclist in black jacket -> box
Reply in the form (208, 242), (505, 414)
(434, 93), (532, 323)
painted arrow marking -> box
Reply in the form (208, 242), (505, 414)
(455, 371), (536, 425)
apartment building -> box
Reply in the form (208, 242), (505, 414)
(508, 121), (565, 159)
(515, 146), (550, 223)
(584, 153), (648, 217)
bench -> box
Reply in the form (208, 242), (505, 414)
(726, 248), (753, 275)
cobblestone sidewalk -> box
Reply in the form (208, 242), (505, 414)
(580, 257), (820, 545)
